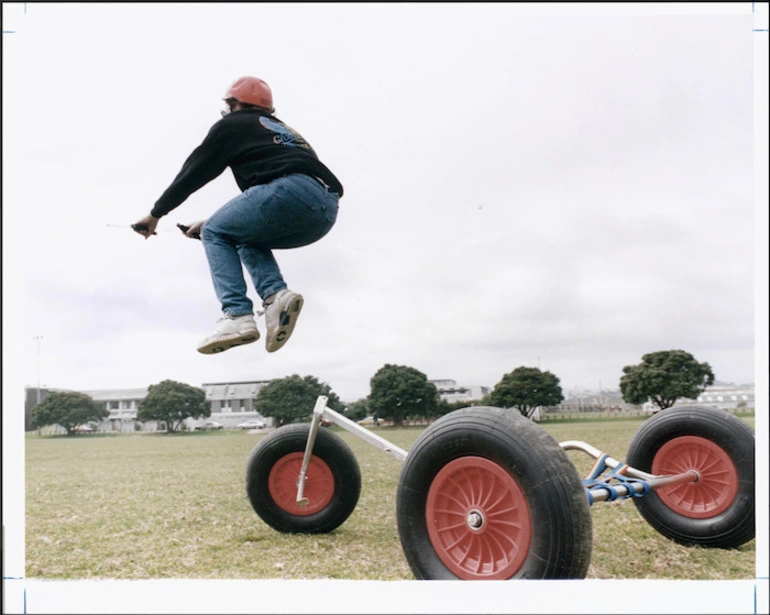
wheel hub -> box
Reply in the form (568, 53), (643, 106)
(267, 452), (334, 516)
(652, 435), (738, 518)
(466, 509), (485, 530)
(425, 456), (532, 579)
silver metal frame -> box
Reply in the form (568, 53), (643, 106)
(294, 396), (698, 506)
(295, 396), (407, 506)
(560, 440), (698, 502)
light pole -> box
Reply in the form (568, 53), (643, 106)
(33, 335), (43, 404)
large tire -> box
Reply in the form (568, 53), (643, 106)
(245, 424), (361, 534)
(626, 405), (755, 549)
(397, 407), (592, 580)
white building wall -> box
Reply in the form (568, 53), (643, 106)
(429, 379), (491, 404)
(641, 385), (755, 413)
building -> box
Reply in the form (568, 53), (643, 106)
(203, 380), (271, 414)
(79, 387), (149, 432)
(552, 389), (636, 413)
(642, 383), (755, 413)
(24, 386), (73, 431)
(429, 379), (491, 404)
(549, 384), (755, 414)
(695, 385), (755, 409)
(199, 380), (272, 427)
(25, 380), (273, 432)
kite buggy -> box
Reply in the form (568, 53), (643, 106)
(244, 397), (755, 579)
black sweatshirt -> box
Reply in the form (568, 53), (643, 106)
(151, 109), (343, 218)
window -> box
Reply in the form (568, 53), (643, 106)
(108, 401), (119, 410)
(221, 400), (232, 413)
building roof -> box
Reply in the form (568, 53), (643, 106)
(63, 380), (274, 402)
(202, 380), (273, 386)
(80, 388), (149, 401)
(429, 379), (458, 388)
(202, 381), (271, 400)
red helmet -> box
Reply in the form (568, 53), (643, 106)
(224, 76), (274, 112)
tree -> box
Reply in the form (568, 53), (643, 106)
(137, 379), (209, 433)
(620, 349), (715, 411)
(437, 398), (477, 418)
(254, 374), (341, 427)
(488, 366), (564, 418)
(368, 364), (439, 426)
(344, 398), (370, 421)
(31, 391), (108, 435)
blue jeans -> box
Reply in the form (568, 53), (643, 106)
(200, 173), (339, 316)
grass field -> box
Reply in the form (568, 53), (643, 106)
(25, 415), (757, 581)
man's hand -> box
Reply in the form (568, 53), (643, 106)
(132, 215), (159, 239)
(179, 220), (205, 240)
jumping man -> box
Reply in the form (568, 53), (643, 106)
(133, 76), (343, 354)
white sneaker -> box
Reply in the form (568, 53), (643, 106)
(196, 314), (260, 355)
(263, 289), (304, 352)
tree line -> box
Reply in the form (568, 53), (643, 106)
(31, 349), (716, 435)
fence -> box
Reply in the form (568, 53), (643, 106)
(538, 407), (754, 422)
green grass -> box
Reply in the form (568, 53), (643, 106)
(25, 417), (756, 580)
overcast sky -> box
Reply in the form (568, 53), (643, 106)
(3, 3), (768, 613)
(3, 3), (766, 405)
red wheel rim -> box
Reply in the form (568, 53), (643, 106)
(268, 452), (334, 516)
(652, 435), (738, 518)
(426, 456), (532, 579)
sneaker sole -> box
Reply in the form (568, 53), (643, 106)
(266, 294), (304, 353)
(197, 331), (260, 355)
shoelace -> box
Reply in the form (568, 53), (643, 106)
(216, 299), (275, 322)
(258, 298), (277, 317)
(217, 312), (264, 323)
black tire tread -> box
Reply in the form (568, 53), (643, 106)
(626, 405), (755, 549)
(245, 424), (361, 534)
(397, 406), (592, 579)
